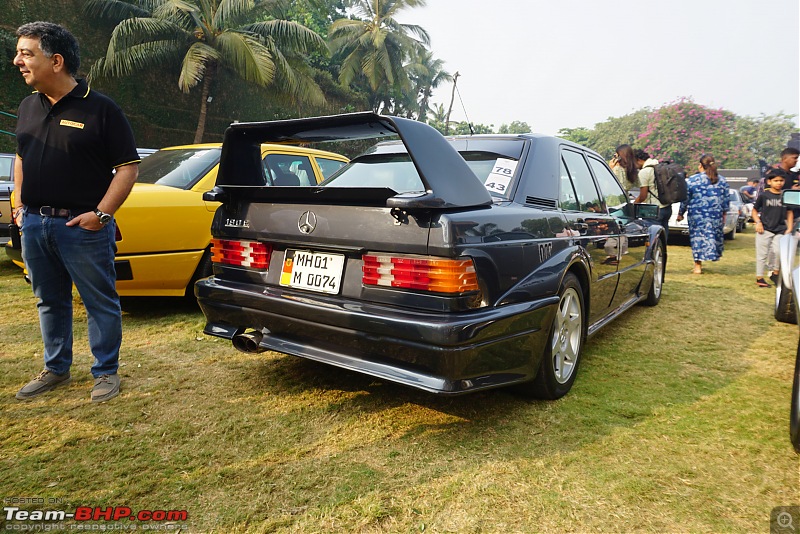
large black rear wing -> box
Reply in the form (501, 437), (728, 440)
(210, 112), (492, 210)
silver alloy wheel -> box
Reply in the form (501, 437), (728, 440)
(652, 245), (664, 299)
(551, 286), (582, 384)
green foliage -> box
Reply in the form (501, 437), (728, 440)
(568, 98), (798, 167)
(637, 99), (750, 167)
(85, 0), (331, 142)
(498, 120), (531, 134)
(584, 108), (652, 160)
(407, 47), (452, 121)
(557, 126), (592, 146)
(734, 112), (798, 164)
(426, 119), (494, 135)
(329, 0), (430, 113)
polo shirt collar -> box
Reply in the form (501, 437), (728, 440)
(35, 78), (90, 102)
(68, 78), (91, 99)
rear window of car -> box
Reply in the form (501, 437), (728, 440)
(321, 150), (518, 198)
(316, 157), (348, 179)
(137, 148), (221, 189)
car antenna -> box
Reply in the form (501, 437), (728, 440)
(455, 80), (475, 136)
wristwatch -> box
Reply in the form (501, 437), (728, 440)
(94, 209), (112, 226)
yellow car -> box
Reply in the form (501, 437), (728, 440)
(5, 143), (349, 298)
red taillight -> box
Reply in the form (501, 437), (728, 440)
(211, 238), (272, 270)
(362, 254), (479, 293)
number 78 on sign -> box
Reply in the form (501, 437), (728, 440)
(484, 158), (518, 195)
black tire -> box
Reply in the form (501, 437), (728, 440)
(724, 224), (735, 240)
(528, 273), (585, 400)
(185, 249), (213, 300)
(791, 342), (800, 454)
(775, 274), (797, 324)
(642, 239), (665, 306)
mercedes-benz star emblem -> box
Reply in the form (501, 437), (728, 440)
(298, 211), (317, 234)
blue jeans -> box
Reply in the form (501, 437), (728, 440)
(658, 204), (673, 242)
(22, 211), (121, 377)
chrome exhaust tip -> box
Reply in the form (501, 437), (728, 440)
(232, 330), (265, 353)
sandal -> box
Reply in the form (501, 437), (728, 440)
(756, 278), (771, 288)
(692, 267), (703, 275)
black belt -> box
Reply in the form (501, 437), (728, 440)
(28, 206), (89, 218)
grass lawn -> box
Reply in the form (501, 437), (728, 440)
(0, 230), (798, 533)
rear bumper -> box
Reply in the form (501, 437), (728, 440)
(196, 277), (558, 395)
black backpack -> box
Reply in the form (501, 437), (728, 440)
(645, 161), (688, 204)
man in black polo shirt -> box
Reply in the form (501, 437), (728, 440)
(12, 22), (140, 403)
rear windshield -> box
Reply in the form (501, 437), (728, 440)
(137, 148), (221, 189)
(321, 150), (518, 198)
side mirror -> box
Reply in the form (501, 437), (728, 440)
(203, 187), (227, 202)
(783, 190), (800, 208)
(634, 203), (660, 219)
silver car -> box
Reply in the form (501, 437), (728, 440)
(774, 189), (800, 453)
(667, 189), (741, 241)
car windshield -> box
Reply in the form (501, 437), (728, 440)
(729, 190), (740, 202)
(137, 148), (221, 189)
(321, 150), (517, 198)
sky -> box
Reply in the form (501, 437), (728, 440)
(396, 0), (800, 135)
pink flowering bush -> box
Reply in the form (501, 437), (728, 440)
(570, 98), (796, 170)
(637, 98), (751, 169)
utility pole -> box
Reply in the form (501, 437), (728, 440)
(444, 71), (459, 136)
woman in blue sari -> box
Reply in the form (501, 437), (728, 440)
(676, 154), (730, 274)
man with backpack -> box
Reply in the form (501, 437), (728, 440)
(634, 149), (673, 237)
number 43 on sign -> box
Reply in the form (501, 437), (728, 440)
(484, 158), (517, 195)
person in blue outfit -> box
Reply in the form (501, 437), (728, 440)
(676, 154), (730, 274)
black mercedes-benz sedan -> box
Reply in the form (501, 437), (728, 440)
(196, 112), (666, 398)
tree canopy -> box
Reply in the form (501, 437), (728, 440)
(560, 98), (797, 168)
(85, 0), (329, 142)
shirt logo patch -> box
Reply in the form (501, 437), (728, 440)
(59, 119), (84, 129)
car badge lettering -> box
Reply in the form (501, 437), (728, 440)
(538, 242), (553, 263)
(225, 218), (250, 228)
(298, 211), (317, 234)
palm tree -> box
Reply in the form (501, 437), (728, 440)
(328, 0), (429, 113)
(407, 47), (451, 122)
(85, 0), (329, 142)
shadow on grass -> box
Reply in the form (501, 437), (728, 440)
(120, 295), (203, 318)
(212, 281), (756, 460)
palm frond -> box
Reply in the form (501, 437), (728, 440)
(338, 49), (363, 86)
(106, 17), (190, 59)
(213, 0), (265, 30)
(245, 20), (328, 56)
(90, 40), (185, 79)
(83, 0), (152, 21)
(264, 45), (325, 106)
(152, 0), (202, 28)
(178, 41), (220, 91)
(215, 31), (275, 86)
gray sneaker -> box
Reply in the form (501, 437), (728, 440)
(16, 369), (72, 400)
(91, 374), (120, 403)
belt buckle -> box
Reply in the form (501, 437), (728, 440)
(39, 206), (52, 216)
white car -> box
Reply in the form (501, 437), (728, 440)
(774, 190), (800, 453)
(667, 189), (741, 241)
